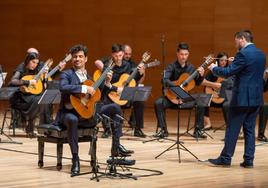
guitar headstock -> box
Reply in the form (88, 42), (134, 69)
(203, 54), (214, 67)
(45, 58), (53, 68)
(146, 59), (161, 68)
(63, 54), (72, 63)
(142, 52), (151, 63)
(107, 58), (114, 68)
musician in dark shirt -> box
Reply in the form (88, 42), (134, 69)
(96, 44), (146, 138)
(202, 52), (230, 130)
(154, 42), (206, 138)
(9, 50), (47, 136)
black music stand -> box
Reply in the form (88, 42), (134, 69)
(120, 86), (152, 136)
(120, 86), (152, 102)
(0, 87), (22, 144)
(155, 86), (200, 163)
(37, 89), (61, 105)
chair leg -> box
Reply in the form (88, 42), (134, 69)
(38, 141), (44, 168)
(57, 143), (63, 171)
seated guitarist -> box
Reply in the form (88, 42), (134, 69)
(201, 52), (230, 130)
(9, 48), (58, 137)
(56, 44), (134, 176)
(154, 42), (207, 138)
(96, 44), (146, 138)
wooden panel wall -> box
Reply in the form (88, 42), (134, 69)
(1, 0), (268, 106)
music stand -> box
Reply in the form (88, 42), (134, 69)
(120, 86), (152, 136)
(38, 89), (61, 105)
(189, 93), (214, 139)
(154, 86), (200, 162)
(0, 87), (22, 144)
(120, 86), (152, 102)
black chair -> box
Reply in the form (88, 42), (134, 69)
(37, 123), (98, 171)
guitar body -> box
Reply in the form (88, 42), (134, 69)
(93, 69), (101, 82)
(70, 80), (101, 119)
(20, 75), (43, 95)
(205, 77), (225, 104)
(165, 73), (195, 103)
(108, 73), (136, 106)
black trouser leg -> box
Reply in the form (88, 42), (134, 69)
(258, 104), (268, 136)
(132, 101), (144, 129)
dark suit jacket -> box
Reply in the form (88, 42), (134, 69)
(213, 44), (266, 107)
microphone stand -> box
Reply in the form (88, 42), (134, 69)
(143, 34), (175, 143)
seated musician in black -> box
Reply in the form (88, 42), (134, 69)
(258, 69), (268, 142)
(201, 52), (230, 130)
(9, 49), (52, 137)
(154, 42), (206, 138)
(56, 44), (134, 176)
(95, 44), (146, 138)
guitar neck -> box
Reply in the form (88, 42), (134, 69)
(45, 65), (60, 79)
(93, 65), (114, 90)
(181, 61), (209, 87)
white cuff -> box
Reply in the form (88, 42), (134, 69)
(81, 85), (88, 94)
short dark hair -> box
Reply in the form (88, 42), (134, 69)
(112, 44), (123, 53)
(24, 52), (39, 65)
(177, 42), (189, 52)
(69, 44), (88, 56)
(234, 30), (253, 42)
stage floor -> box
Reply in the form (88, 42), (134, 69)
(0, 108), (268, 188)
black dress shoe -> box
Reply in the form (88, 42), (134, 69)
(153, 129), (168, 138)
(208, 157), (231, 167)
(101, 129), (111, 138)
(71, 158), (80, 176)
(107, 157), (136, 166)
(257, 135), (268, 142)
(193, 131), (207, 139)
(134, 128), (146, 138)
(119, 144), (134, 154)
(240, 161), (253, 168)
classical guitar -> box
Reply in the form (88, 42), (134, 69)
(165, 54), (214, 104)
(20, 59), (53, 95)
(70, 59), (114, 119)
(45, 54), (72, 80)
(93, 69), (101, 82)
(205, 77), (225, 104)
(108, 53), (161, 106)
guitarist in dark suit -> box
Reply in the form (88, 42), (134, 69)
(154, 42), (206, 138)
(97, 44), (146, 138)
(208, 30), (266, 168)
(57, 44), (134, 176)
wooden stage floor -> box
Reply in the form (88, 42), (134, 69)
(0, 108), (268, 188)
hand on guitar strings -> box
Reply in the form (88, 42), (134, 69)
(117, 86), (124, 94)
(29, 79), (37, 86)
(86, 86), (96, 96)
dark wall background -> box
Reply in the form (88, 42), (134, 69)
(1, 0), (268, 106)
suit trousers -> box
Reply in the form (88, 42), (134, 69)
(220, 106), (260, 164)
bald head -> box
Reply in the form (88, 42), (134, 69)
(123, 45), (132, 61)
(27, 48), (39, 55)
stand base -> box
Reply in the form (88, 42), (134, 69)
(0, 129), (22, 144)
(155, 141), (200, 163)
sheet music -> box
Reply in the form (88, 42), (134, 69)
(0, 72), (7, 88)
